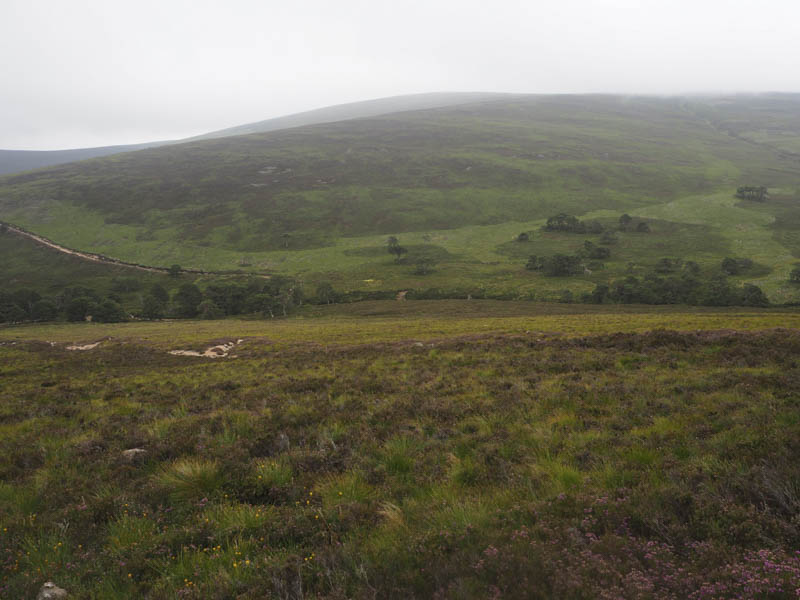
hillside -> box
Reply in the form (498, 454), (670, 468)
(0, 93), (501, 176)
(1, 93), (800, 302)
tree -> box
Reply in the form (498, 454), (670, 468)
(739, 284), (769, 307)
(198, 300), (224, 320)
(721, 257), (739, 275)
(11, 289), (40, 314)
(277, 284), (302, 317)
(516, 232), (530, 242)
(581, 241), (610, 260)
(247, 293), (279, 318)
(526, 255), (543, 271)
(0, 303), (27, 323)
(541, 254), (581, 277)
(545, 213), (585, 233)
(619, 214), (633, 229)
(790, 265), (800, 284)
(31, 299), (58, 322)
(589, 284), (609, 304)
(315, 282), (336, 304)
(150, 284), (169, 305)
(721, 257), (753, 276)
(65, 297), (96, 322)
(600, 230), (618, 245)
(93, 299), (128, 323)
(413, 257), (435, 275)
(168, 264), (182, 278)
(655, 258), (680, 274)
(173, 283), (202, 317)
(389, 245), (408, 263)
(142, 295), (166, 319)
(735, 186), (768, 201)
(684, 261), (701, 276)
(635, 221), (651, 233)
(387, 236), (399, 249)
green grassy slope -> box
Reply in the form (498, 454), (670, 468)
(3, 308), (800, 598)
(0, 228), (182, 305)
(1, 94), (799, 301)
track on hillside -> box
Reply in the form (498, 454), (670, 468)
(0, 221), (267, 278)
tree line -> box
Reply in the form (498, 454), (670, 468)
(0, 276), (309, 325)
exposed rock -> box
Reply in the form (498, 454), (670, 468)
(37, 581), (68, 599)
(276, 432), (290, 453)
(65, 342), (101, 351)
(169, 339), (243, 359)
(121, 448), (147, 463)
(396, 290), (408, 301)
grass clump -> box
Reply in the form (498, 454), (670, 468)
(156, 458), (224, 505)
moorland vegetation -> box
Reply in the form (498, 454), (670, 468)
(3, 305), (800, 597)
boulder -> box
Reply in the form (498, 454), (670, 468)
(121, 448), (147, 463)
(37, 582), (68, 599)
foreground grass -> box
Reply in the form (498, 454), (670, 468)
(3, 304), (800, 598)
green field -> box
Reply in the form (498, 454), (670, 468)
(3, 303), (800, 598)
(3, 94), (800, 302)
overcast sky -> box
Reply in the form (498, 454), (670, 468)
(2, 0), (799, 150)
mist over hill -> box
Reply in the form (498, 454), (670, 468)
(0, 92), (506, 176)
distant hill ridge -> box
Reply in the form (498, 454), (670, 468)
(0, 92), (508, 175)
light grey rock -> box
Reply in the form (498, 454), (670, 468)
(37, 581), (68, 599)
(121, 448), (147, 462)
(276, 432), (290, 453)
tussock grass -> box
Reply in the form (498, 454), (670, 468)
(156, 459), (224, 505)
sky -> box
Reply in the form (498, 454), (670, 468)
(1, 0), (799, 150)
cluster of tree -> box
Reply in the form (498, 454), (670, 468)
(653, 257), (699, 275)
(721, 257), (754, 276)
(387, 236), (437, 275)
(526, 254), (584, 276)
(142, 276), (304, 320)
(0, 287), (128, 324)
(618, 214), (650, 233)
(0, 275), (309, 325)
(582, 264), (768, 307)
(543, 213), (605, 234)
(735, 186), (768, 202)
(526, 241), (611, 276)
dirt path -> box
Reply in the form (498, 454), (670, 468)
(0, 220), (263, 277)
